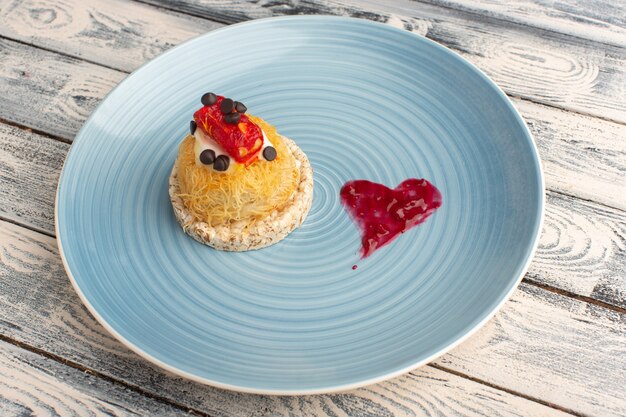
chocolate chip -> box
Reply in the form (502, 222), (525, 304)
(263, 146), (277, 161)
(234, 101), (247, 113)
(220, 98), (235, 114)
(213, 155), (230, 171)
(224, 112), (241, 124)
(190, 120), (197, 135)
(199, 149), (215, 165)
(201, 92), (217, 106)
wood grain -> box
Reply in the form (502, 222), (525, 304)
(141, 0), (626, 123)
(529, 193), (625, 309)
(435, 283), (626, 417)
(2, 219), (621, 416)
(1, 0), (625, 123)
(0, 340), (574, 417)
(0, 123), (66, 235)
(0, 0), (223, 72)
(0, 340), (189, 416)
(518, 99), (626, 211)
(2, 117), (624, 309)
(336, 366), (571, 417)
(0, 38), (624, 208)
(421, 0), (626, 48)
(0, 37), (125, 140)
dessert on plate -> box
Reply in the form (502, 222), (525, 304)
(169, 92), (313, 251)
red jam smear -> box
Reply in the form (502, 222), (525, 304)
(340, 179), (442, 258)
(193, 96), (263, 164)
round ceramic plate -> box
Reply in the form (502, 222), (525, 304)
(56, 16), (544, 394)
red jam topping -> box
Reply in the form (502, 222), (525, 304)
(340, 179), (442, 258)
(193, 95), (263, 164)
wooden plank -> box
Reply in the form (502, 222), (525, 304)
(435, 283), (626, 417)
(1, 0), (625, 123)
(421, 0), (626, 48)
(340, 366), (572, 417)
(518, 99), (626, 211)
(0, 123), (67, 234)
(141, 0), (626, 123)
(0, 219), (621, 416)
(529, 192), (626, 309)
(0, 0), (223, 73)
(0, 341), (574, 417)
(1, 39), (624, 207)
(0, 340), (189, 416)
(0, 37), (125, 140)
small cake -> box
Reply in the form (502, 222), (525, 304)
(169, 93), (313, 251)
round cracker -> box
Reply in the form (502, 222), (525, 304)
(169, 136), (313, 251)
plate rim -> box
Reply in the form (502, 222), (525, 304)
(55, 15), (545, 395)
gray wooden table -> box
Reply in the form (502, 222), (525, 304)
(0, 0), (624, 416)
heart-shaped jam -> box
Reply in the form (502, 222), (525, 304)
(340, 179), (442, 258)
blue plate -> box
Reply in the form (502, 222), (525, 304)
(56, 16), (544, 394)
